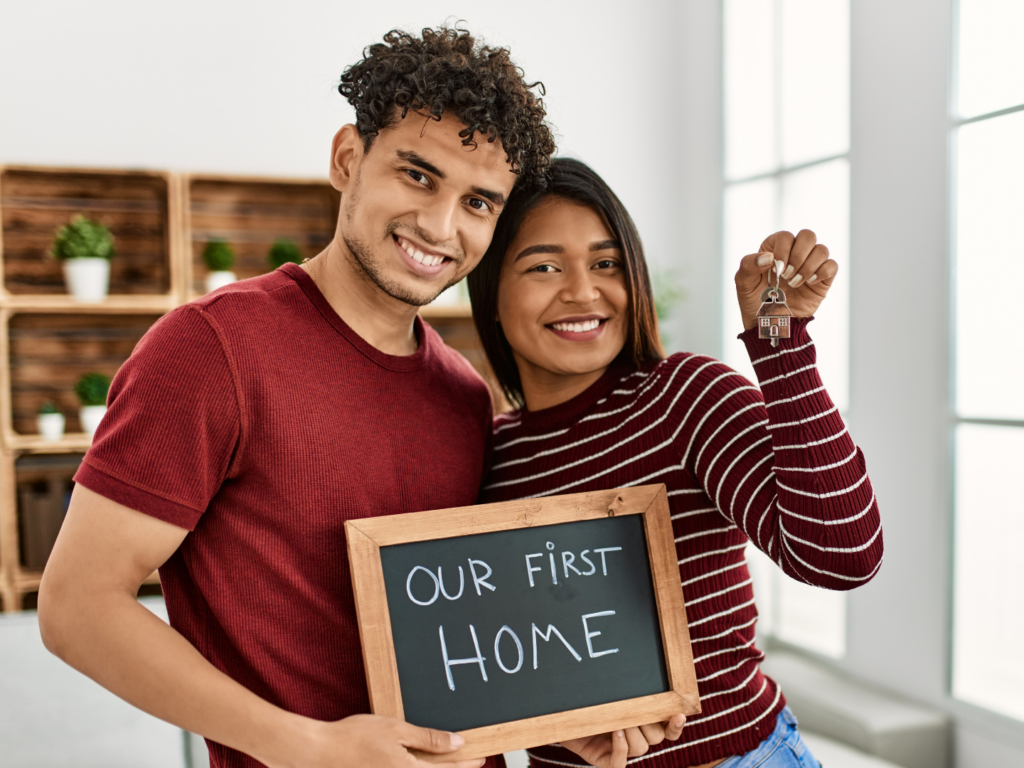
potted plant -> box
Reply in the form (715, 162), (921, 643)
(75, 372), (111, 437)
(51, 214), (115, 302)
(268, 239), (303, 269)
(203, 240), (237, 292)
(37, 401), (65, 442)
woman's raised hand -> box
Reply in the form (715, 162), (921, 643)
(734, 229), (838, 330)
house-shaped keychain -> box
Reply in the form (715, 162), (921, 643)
(757, 301), (791, 341)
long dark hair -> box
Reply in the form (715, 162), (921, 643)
(468, 158), (664, 408)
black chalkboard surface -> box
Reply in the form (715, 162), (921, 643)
(380, 514), (669, 731)
(346, 485), (700, 761)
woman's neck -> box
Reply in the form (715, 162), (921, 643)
(516, 358), (610, 412)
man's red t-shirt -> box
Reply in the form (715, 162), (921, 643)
(75, 264), (495, 767)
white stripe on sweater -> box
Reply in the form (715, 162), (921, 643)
(713, 435), (772, 513)
(683, 561), (749, 589)
(782, 520), (882, 553)
(779, 494), (876, 525)
(729, 454), (774, 525)
(751, 339), (815, 366)
(688, 598), (757, 627)
(689, 615), (759, 643)
(686, 678), (768, 725)
(777, 471), (868, 499)
(693, 402), (765, 473)
(679, 542), (747, 566)
(765, 384), (826, 407)
(768, 405), (839, 429)
(773, 426), (849, 450)
(686, 578), (753, 607)
(759, 363), (817, 386)
(776, 447), (858, 473)
(783, 537), (884, 582)
(675, 525), (735, 544)
(693, 634), (757, 663)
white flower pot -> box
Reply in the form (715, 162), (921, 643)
(63, 258), (111, 302)
(80, 405), (107, 437)
(206, 270), (237, 293)
(38, 412), (66, 441)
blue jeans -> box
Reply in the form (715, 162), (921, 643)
(717, 707), (820, 768)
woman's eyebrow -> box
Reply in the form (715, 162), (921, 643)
(514, 244), (564, 261)
(590, 239), (620, 251)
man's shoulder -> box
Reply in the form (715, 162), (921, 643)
(420, 320), (493, 398)
(190, 268), (300, 319)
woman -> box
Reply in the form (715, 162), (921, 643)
(468, 159), (882, 768)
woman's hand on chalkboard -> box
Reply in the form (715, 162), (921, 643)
(286, 714), (485, 768)
(560, 714), (686, 768)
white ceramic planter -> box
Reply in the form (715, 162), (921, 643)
(206, 270), (237, 293)
(80, 405), (107, 437)
(63, 258), (111, 302)
(38, 412), (66, 441)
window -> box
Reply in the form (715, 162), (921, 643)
(722, 0), (850, 658)
(951, 0), (1024, 723)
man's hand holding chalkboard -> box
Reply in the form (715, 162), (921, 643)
(284, 714), (485, 768)
(560, 714), (686, 768)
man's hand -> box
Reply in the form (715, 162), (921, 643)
(735, 229), (838, 330)
(560, 715), (685, 768)
(272, 715), (484, 768)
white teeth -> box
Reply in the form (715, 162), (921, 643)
(552, 319), (601, 333)
(398, 237), (446, 268)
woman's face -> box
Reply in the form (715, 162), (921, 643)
(497, 196), (629, 390)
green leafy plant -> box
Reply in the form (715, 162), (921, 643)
(652, 269), (686, 324)
(38, 400), (59, 415)
(203, 240), (235, 271)
(74, 373), (111, 407)
(51, 215), (115, 261)
(268, 239), (303, 269)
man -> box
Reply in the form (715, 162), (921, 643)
(37, 27), (555, 768)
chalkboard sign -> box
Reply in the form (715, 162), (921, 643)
(346, 484), (700, 761)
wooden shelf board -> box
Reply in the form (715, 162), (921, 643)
(6, 433), (92, 454)
(419, 303), (473, 319)
(0, 294), (176, 314)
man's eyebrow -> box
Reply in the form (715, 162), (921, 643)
(514, 244), (564, 261)
(471, 187), (507, 208)
(590, 239), (620, 251)
(396, 150), (445, 179)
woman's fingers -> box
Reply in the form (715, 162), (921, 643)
(609, 729), (629, 768)
(788, 243), (829, 289)
(808, 258), (839, 289)
(780, 229), (817, 281)
(663, 714), (686, 741)
(638, 721), (666, 745)
(759, 230), (796, 277)
(623, 727), (650, 758)
(735, 251), (774, 299)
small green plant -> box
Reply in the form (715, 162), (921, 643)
(268, 239), (303, 269)
(74, 373), (111, 407)
(203, 240), (235, 271)
(52, 214), (115, 261)
(38, 400), (59, 415)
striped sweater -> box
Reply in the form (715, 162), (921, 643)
(480, 319), (883, 766)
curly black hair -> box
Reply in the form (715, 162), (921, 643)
(339, 26), (555, 187)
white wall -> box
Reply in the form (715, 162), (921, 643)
(0, 0), (686, 285)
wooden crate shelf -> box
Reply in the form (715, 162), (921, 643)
(0, 165), (492, 612)
(4, 312), (163, 437)
(0, 166), (180, 298)
(184, 175), (339, 296)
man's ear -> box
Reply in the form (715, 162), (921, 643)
(329, 124), (364, 193)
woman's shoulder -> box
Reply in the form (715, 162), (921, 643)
(647, 351), (754, 391)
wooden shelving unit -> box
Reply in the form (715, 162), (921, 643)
(0, 165), (495, 612)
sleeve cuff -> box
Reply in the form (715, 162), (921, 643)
(74, 460), (203, 531)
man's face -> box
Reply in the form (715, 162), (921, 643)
(332, 111), (517, 306)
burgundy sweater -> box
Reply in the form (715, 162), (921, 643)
(480, 319), (883, 766)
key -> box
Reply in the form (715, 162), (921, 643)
(756, 265), (793, 347)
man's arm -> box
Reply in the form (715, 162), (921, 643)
(38, 485), (483, 768)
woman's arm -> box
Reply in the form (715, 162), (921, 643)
(681, 231), (882, 588)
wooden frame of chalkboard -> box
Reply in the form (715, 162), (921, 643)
(346, 484), (700, 762)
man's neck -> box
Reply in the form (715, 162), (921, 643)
(303, 241), (420, 356)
